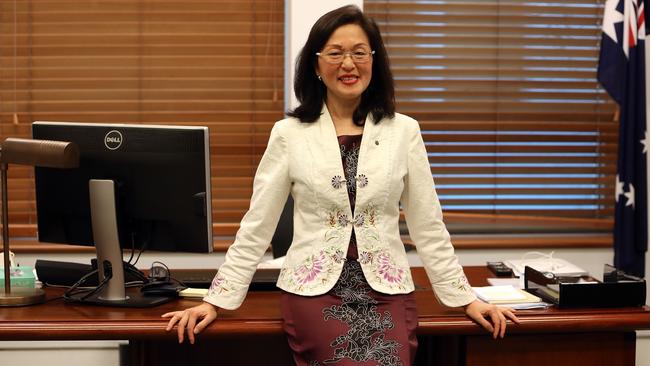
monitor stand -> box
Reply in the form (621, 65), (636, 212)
(64, 179), (172, 307)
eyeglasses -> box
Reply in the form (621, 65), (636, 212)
(316, 49), (375, 64)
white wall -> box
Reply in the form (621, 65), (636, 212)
(285, 0), (363, 112)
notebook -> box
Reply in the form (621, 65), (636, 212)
(473, 285), (542, 305)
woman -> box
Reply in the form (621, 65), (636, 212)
(163, 5), (519, 365)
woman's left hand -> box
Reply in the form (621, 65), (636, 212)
(464, 300), (520, 339)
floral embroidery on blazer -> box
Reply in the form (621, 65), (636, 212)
(203, 106), (476, 310)
(278, 246), (346, 292)
(325, 207), (350, 243)
(207, 274), (240, 297)
(358, 248), (411, 291)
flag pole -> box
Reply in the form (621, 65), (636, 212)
(646, 15), (649, 280)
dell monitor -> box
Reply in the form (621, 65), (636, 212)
(32, 121), (212, 307)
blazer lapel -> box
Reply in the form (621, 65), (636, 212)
(317, 105), (343, 173)
(355, 114), (391, 209)
(306, 106), (389, 215)
(305, 106), (352, 214)
(357, 112), (376, 173)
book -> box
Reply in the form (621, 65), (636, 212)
(473, 285), (542, 305)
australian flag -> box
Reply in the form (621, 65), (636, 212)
(598, 0), (647, 277)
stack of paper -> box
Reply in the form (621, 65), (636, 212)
(179, 288), (208, 298)
(504, 256), (588, 277)
(473, 285), (549, 309)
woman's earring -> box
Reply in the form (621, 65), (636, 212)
(317, 74), (322, 81)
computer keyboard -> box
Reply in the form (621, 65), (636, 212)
(35, 259), (146, 287)
(36, 261), (280, 292)
(171, 268), (280, 291)
(170, 269), (216, 287)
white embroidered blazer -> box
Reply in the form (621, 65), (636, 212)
(203, 106), (477, 310)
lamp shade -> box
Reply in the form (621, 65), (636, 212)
(1, 138), (79, 168)
(1, 137), (78, 306)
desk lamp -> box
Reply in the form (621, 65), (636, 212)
(0, 137), (79, 306)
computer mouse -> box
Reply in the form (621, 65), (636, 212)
(140, 281), (186, 297)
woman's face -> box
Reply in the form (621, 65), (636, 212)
(316, 23), (373, 106)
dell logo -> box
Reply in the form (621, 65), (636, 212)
(104, 130), (123, 150)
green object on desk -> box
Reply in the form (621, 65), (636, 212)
(0, 266), (36, 288)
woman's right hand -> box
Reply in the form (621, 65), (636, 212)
(162, 302), (219, 344)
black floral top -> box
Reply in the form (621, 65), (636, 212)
(337, 134), (363, 260)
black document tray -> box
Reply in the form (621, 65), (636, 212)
(524, 265), (646, 308)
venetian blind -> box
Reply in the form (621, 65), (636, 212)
(0, 0), (284, 239)
(365, 0), (617, 233)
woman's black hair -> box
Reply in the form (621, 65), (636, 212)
(287, 5), (395, 125)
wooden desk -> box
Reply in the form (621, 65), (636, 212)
(1, 267), (648, 366)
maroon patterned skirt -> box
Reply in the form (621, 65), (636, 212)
(280, 259), (418, 366)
